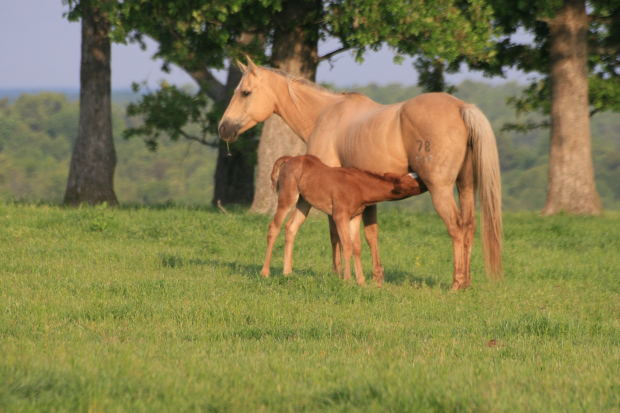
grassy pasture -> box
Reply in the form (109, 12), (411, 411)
(0, 204), (618, 412)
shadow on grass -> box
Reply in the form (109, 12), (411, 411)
(159, 253), (322, 279)
(383, 269), (444, 289)
(159, 253), (447, 289)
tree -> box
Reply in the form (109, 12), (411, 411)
(250, 0), (321, 213)
(64, 0), (118, 206)
(473, 0), (620, 215)
(117, 0), (268, 206)
(544, 0), (600, 214)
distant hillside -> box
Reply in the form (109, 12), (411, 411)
(0, 89), (140, 104)
(0, 83), (618, 209)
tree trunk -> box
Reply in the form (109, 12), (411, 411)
(64, 1), (118, 206)
(250, 0), (320, 214)
(212, 65), (256, 206)
(542, 0), (602, 215)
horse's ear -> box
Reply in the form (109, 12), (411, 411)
(236, 59), (248, 73)
(245, 54), (258, 73)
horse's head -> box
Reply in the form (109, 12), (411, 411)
(218, 57), (276, 142)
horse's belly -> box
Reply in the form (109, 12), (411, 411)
(307, 102), (408, 174)
(339, 119), (409, 175)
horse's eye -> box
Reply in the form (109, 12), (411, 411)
(241, 90), (252, 97)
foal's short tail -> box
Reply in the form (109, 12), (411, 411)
(270, 156), (293, 192)
(461, 104), (503, 279)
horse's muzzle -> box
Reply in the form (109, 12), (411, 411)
(218, 120), (240, 142)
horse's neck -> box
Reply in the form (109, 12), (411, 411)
(271, 75), (341, 141)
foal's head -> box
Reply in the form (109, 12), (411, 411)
(218, 57), (277, 142)
(385, 172), (427, 197)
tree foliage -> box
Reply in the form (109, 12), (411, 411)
(479, 0), (620, 124)
(118, 0), (499, 143)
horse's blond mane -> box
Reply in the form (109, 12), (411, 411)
(259, 66), (356, 96)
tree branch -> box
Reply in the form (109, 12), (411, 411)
(588, 14), (614, 25)
(318, 46), (350, 62)
(190, 69), (226, 103)
(177, 128), (218, 147)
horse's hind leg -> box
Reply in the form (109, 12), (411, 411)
(428, 185), (468, 290)
(283, 198), (311, 275)
(457, 151), (475, 288)
(261, 185), (299, 277)
(362, 205), (384, 286)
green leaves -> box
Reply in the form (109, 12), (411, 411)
(125, 83), (215, 150)
(482, 0), (620, 121)
(326, 0), (497, 64)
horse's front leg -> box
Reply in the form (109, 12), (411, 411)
(362, 205), (384, 286)
(328, 216), (342, 276)
(283, 198), (311, 275)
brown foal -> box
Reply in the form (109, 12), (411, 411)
(260, 155), (426, 286)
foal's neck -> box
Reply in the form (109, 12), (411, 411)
(358, 173), (401, 204)
(267, 71), (342, 141)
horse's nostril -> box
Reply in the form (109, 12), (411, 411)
(218, 120), (239, 140)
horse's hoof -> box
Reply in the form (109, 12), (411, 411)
(260, 270), (270, 278)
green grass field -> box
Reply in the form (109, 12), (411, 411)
(0, 204), (618, 412)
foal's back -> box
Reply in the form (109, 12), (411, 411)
(278, 155), (392, 218)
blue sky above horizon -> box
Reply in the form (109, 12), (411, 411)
(0, 2), (536, 90)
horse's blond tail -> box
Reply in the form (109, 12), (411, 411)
(270, 156), (293, 192)
(461, 104), (503, 279)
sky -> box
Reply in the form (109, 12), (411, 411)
(0, 1), (532, 90)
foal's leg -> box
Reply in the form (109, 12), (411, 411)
(283, 198), (311, 275)
(328, 217), (342, 276)
(456, 151), (476, 288)
(349, 214), (365, 285)
(428, 184), (467, 290)
(333, 212), (354, 281)
(362, 205), (384, 285)
(261, 186), (300, 277)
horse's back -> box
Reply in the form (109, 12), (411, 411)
(307, 92), (471, 184)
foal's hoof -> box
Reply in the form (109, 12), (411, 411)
(260, 269), (270, 278)
(451, 280), (471, 290)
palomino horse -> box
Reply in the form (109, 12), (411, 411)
(262, 154), (426, 286)
(219, 58), (502, 289)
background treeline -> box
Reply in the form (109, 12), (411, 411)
(0, 81), (618, 210)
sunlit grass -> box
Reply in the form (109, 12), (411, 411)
(1, 204), (618, 412)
